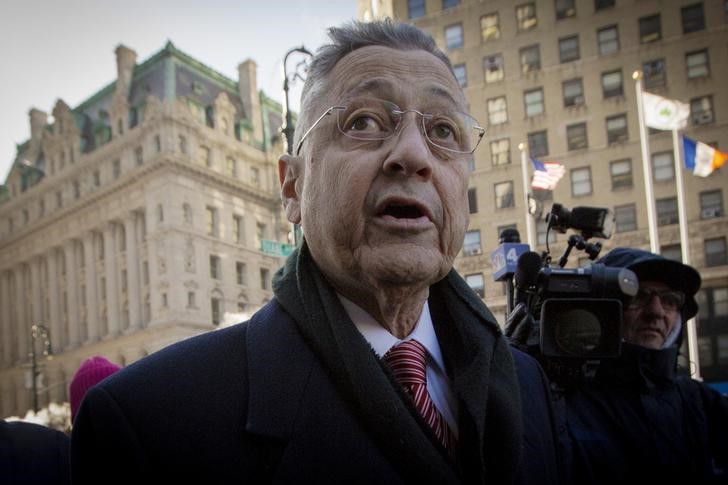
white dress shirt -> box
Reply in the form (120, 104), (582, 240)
(337, 294), (459, 436)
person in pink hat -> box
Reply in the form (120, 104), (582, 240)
(69, 356), (121, 422)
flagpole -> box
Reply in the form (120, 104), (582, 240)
(519, 143), (536, 248)
(672, 129), (702, 380)
(633, 71), (660, 253)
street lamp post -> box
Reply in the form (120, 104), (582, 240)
(29, 323), (52, 414)
(282, 46), (312, 155)
(282, 46), (313, 247)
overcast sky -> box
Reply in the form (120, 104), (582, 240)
(0, 0), (357, 180)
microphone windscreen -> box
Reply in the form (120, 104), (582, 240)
(515, 251), (542, 289)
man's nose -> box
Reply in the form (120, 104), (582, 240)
(645, 293), (666, 316)
(382, 113), (433, 178)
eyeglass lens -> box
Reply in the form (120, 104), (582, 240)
(334, 99), (484, 154)
(631, 289), (685, 310)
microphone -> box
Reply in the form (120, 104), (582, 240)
(514, 251), (542, 307)
(499, 228), (521, 244)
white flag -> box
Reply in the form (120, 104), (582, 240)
(642, 91), (689, 130)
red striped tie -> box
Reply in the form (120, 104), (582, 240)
(383, 339), (457, 457)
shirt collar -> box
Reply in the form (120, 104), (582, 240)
(337, 294), (446, 373)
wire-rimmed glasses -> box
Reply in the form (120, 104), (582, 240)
(627, 288), (685, 312)
(295, 98), (485, 156)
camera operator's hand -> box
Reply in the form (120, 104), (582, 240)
(504, 303), (541, 354)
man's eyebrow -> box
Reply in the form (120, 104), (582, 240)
(426, 85), (461, 108)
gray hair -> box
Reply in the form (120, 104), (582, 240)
(295, 19), (454, 149)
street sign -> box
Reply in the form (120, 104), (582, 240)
(261, 239), (294, 257)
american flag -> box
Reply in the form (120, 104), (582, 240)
(531, 158), (565, 190)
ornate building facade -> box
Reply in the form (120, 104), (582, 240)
(362, 0), (728, 385)
(0, 42), (289, 417)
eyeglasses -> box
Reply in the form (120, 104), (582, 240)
(628, 288), (685, 312)
(295, 98), (485, 156)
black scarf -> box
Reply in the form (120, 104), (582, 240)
(272, 242), (523, 484)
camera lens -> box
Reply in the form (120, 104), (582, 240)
(554, 309), (601, 355)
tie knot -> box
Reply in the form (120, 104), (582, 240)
(383, 339), (427, 386)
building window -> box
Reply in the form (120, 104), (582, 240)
(73, 180), (81, 199)
(465, 273), (485, 298)
(134, 147), (143, 166)
(260, 268), (270, 290)
(495, 181), (514, 209)
(595, 0), (614, 10)
(183, 203), (193, 225)
(233, 215), (244, 244)
(226, 157), (236, 177)
(408, 0), (425, 18)
(571, 167), (592, 196)
(483, 54), (504, 83)
(519, 45), (541, 74)
(597, 25), (619, 55)
(643, 59), (666, 88)
(657, 197), (678, 225)
(700, 190), (723, 219)
(681, 3), (705, 33)
(528, 130), (549, 158)
(639, 14), (661, 43)
(468, 188), (478, 214)
(256, 222), (267, 250)
(453, 64), (467, 87)
(157, 203), (164, 223)
(178, 135), (187, 154)
(211, 297), (222, 325)
(445, 23), (464, 49)
(206, 206), (219, 237)
(490, 138), (511, 166)
(112, 159), (121, 179)
(555, 0), (576, 19)
(562, 78), (584, 107)
(155, 134), (161, 153)
(610, 159), (632, 189)
(537, 219), (556, 245)
(187, 291), (196, 309)
(236, 261), (247, 285)
(516, 3), (538, 31)
(566, 123), (588, 150)
(198, 145), (211, 167)
(524, 88), (544, 117)
(661, 244), (683, 262)
(601, 69), (623, 98)
(39, 198), (45, 217)
(559, 35), (580, 63)
(480, 12), (500, 41)
(705, 238), (728, 267)
(209, 255), (222, 279)
(606, 114), (628, 144)
(686, 50), (710, 79)
(615, 204), (637, 232)
(463, 230), (482, 256)
(487, 96), (508, 125)
(691, 96), (714, 125)
(652, 152), (674, 182)
(443, 0), (459, 8)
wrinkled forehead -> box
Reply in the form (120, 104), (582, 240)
(318, 45), (466, 112)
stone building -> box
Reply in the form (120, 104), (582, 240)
(0, 42), (289, 417)
(361, 0), (728, 385)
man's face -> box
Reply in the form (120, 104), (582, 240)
(281, 45), (471, 295)
(622, 280), (681, 350)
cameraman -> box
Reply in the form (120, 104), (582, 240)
(507, 247), (728, 484)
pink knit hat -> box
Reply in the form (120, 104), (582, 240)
(70, 356), (121, 421)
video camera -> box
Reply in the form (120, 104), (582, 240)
(494, 203), (638, 366)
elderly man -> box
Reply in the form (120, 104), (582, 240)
(507, 247), (728, 484)
(72, 21), (559, 484)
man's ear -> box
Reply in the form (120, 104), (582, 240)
(279, 154), (302, 224)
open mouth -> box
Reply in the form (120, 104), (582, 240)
(381, 203), (425, 219)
